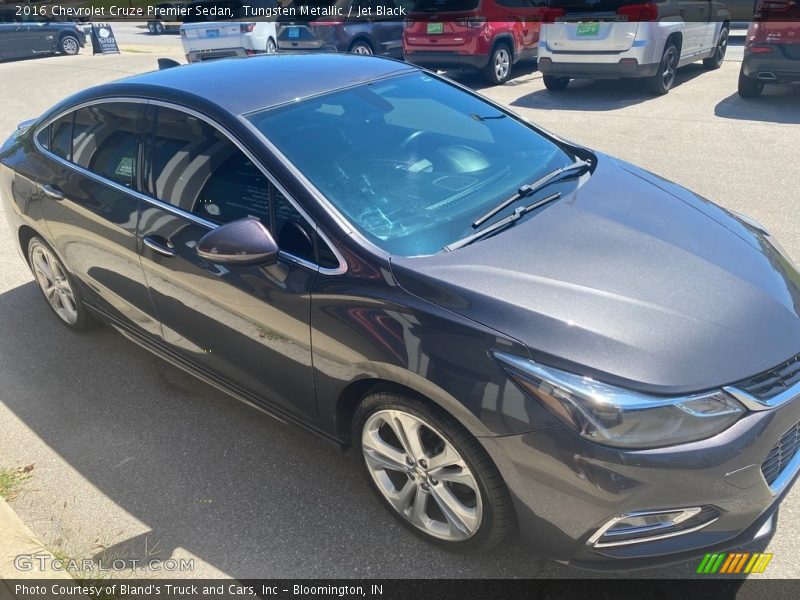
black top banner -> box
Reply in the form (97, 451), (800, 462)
(3, 0), (799, 24)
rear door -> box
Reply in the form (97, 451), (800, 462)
(19, 22), (57, 54)
(496, 0), (547, 57)
(678, 0), (710, 56)
(0, 20), (28, 60)
(136, 104), (319, 421)
(33, 101), (161, 337)
(543, 0), (641, 53)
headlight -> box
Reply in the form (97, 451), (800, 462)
(493, 351), (746, 449)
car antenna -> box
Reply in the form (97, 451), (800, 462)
(158, 58), (181, 70)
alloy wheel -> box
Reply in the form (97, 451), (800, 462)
(30, 244), (78, 325)
(662, 46), (678, 89)
(267, 38), (277, 53)
(494, 48), (510, 82)
(715, 29), (728, 63)
(61, 37), (79, 55)
(352, 44), (373, 55)
(362, 409), (483, 541)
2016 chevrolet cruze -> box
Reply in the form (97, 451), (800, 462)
(2, 54), (799, 569)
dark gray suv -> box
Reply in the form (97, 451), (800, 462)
(0, 13), (86, 61)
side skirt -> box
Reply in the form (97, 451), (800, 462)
(85, 304), (345, 448)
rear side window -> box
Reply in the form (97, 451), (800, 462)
(71, 103), (141, 188)
(50, 114), (73, 160)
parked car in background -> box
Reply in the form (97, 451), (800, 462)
(277, 0), (406, 58)
(538, 0), (731, 95)
(403, 0), (546, 85)
(148, 1), (188, 35)
(738, 0), (800, 97)
(4, 54), (800, 566)
(180, 0), (279, 61)
(0, 11), (86, 61)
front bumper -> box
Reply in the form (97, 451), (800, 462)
(538, 56), (658, 79)
(484, 390), (800, 570)
(742, 45), (800, 84)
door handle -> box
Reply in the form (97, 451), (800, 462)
(143, 235), (177, 258)
(42, 184), (64, 200)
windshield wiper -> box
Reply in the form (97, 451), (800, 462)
(444, 192), (561, 252)
(471, 159), (591, 229)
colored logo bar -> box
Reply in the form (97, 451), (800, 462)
(696, 552), (773, 574)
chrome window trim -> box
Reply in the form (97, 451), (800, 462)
(33, 96), (347, 275)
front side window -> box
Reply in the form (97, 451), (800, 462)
(247, 72), (573, 256)
(150, 106), (328, 265)
(71, 103), (140, 188)
(151, 106), (271, 224)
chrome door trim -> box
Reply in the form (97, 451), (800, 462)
(32, 96), (348, 275)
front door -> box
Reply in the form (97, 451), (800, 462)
(136, 104), (318, 421)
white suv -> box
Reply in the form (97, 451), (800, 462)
(538, 1), (731, 94)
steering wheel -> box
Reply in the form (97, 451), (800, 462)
(398, 129), (436, 155)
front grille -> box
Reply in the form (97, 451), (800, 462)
(762, 420), (800, 487)
(735, 354), (800, 401)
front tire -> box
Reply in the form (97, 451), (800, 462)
(349, 40), (373, 55)
(703, 26), (728, 70)
(267, 37), (277, 53)
(647, 42), (679, 95)
(354, 392), (514, 552)
(28, 237), (92, 331)
(738, 67), (764, 98)
(543, 75), (570, 91)
(59, 35), (80, 56)
(483, 43), (512, 85)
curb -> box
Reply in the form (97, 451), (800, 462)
(0, 498), (72, 581)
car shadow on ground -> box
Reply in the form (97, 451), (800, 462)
(507, 64), (712, 112)
(715, 86), (800, 124)
(0, 280), (763, 579)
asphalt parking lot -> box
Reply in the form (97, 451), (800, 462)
(1, 27), (799, 579)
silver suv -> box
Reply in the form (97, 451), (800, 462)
(538, 0), (731, 94)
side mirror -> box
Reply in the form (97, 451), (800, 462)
(196, 218), (279, 266)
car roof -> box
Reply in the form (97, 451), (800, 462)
(108, 54), (418, 115)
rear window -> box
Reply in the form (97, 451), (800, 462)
(411, 0), (480, 12)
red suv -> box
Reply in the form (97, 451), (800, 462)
(738, 0), (800, 97)
(403, 0), (548, 85)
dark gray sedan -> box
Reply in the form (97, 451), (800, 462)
(1, 54), (799, 568)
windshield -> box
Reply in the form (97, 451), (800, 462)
(247, 73), (573, 256)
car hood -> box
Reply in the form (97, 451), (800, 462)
(391, 154), (800, 394)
